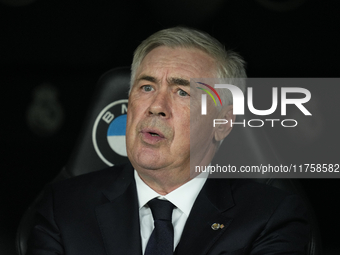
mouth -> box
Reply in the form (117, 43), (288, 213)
(140, 128), (165, 144)
(150, 132), (160, 137)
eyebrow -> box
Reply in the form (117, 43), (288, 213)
(168, 77), (190, 86)
(137, 75), (190, 86)
(137, 75), (157, 84)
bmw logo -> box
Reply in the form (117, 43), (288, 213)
(92, 99), (128, 166)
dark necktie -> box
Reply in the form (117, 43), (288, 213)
(145, 198), (175, 255)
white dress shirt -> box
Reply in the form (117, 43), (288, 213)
(134, 170), (209, 254)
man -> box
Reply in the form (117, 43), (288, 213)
(27, 27), (310, 254)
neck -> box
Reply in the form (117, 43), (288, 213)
(134, 146), (217, 195)
(136, 168), (191, 195)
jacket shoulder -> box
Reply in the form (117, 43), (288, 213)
(42, 163), (134, 210)
(51, 163), (129, 191)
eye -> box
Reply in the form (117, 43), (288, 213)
(178, 89), (189, 97)
(142, 85), (154, 92)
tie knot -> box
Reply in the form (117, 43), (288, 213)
(148, 198), (174, 221)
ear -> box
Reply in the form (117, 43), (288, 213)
(214, 105), (236, 142)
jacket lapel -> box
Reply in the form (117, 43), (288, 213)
(175, 178), (235, 255)
(95, 164), (142, 255)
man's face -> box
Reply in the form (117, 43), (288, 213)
(126, 46), (217, 180)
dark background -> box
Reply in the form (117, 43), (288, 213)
(1, 0), (339, 254)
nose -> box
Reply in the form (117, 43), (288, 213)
(147, 89), (171, 118)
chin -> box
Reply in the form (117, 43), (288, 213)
(131, 151), (166, 171)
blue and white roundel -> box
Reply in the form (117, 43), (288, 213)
(92, 99), (129, 166)
(107, 114), (127, 156)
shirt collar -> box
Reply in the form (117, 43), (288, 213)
(134, 170), (208, 217)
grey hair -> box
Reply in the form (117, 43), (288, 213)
(130, 26), (247, 105)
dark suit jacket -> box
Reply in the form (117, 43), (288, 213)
(27, 163), (310, 255)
